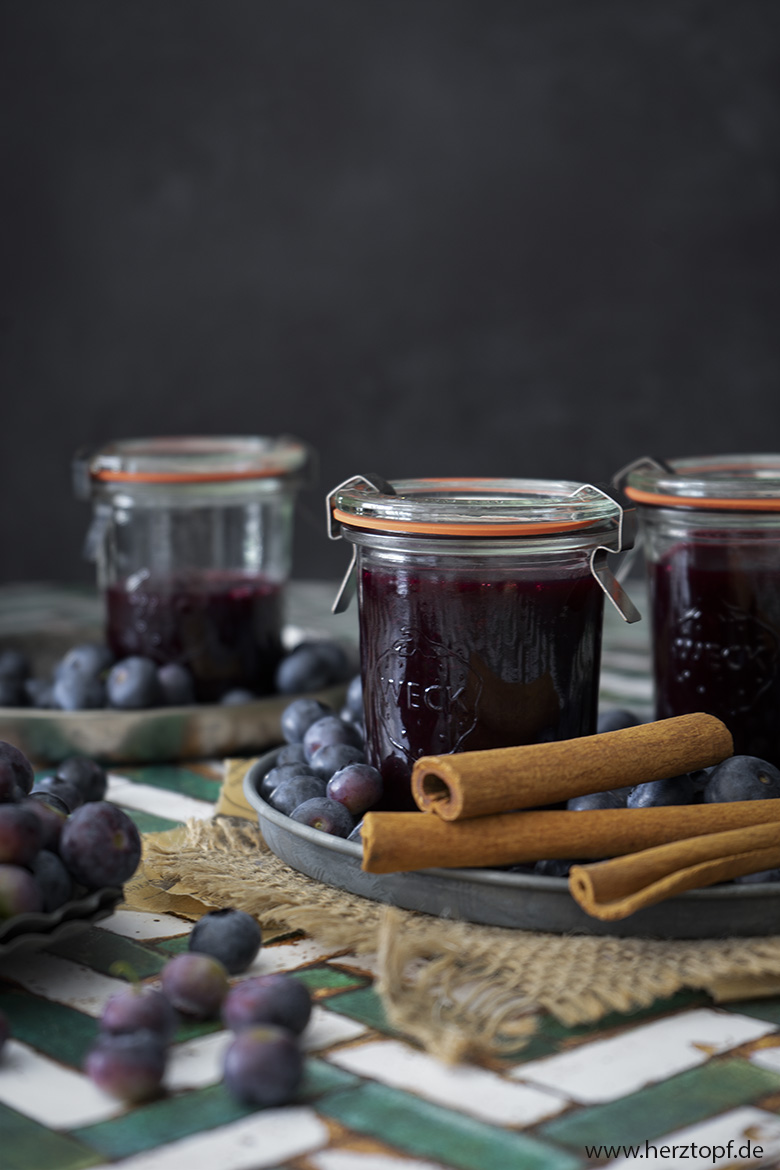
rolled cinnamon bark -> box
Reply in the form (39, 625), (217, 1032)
(360, 800), (780, 874)
(569, 822), (780, 921)
(410, 713), (732, 821)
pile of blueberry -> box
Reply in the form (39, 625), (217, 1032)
(531, 708), (780, 881)
(0, 637), (352, 711)
(0, 739), (141, 918)
(260, 676), (382, 837)
(84, 906), (312, 1107)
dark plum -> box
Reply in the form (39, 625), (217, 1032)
(703, 756), (780, 803)
(627, 773), (699, 808)
(59, 802), (142, 888)
(54, 642), (114, 682)
(534, 859), (577, 877)
(274, 639), (349, 695)
(101, 985), (179, 1043)
(189, 908), (263, 975)
(23, 793), (68, 849)
(326, 763), (383, 816)
(0, 759), (24, 803)
(0, 648), (30, 682)
(160, 952), (229, 1018)
(734, 869), (780, 884)
(0, 741), (34, 795)
(156, 662), (196, 706)
(24, 678), (54, 708)
(31, 850), (74, 911)
(32, 775), (84, 812)
(290, 796), (354, 837)
(222, 1024), (303, 1106)
(220, 687), (258, 705)
(309, 742), (366, 781)
(567, 789), (627, 811)
(222, 973), (312, 1035)
(85, 1030), (167, 1103)
(597, 708), (643, 734)
(269, 775), (327, 816)
(0, 864), (43, 916)
(280, 698), (333, 744)
(52, 672), (106, 711)
(302, 715), (363, 762)
(0, 803), (43, 866)
(55, 756), (108, 803)
(106, 656), (162, 709)
(259, 762), (317, 802)
(275, 743), (308, 767)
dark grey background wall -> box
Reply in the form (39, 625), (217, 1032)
(1, 0), (779, 585)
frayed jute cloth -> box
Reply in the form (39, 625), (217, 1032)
(124, 759), (780, 1064)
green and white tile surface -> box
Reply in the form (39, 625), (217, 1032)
(3, 583), (780, 1169)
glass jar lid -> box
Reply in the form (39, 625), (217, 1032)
(75, 435), (310, 495)
(329, 476), (623, 538)
(620, 454), (780, 511)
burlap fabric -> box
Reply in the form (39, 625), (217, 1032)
(123, 759), (780, 1063)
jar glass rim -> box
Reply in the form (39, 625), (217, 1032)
(331, 476), (622, 536)
(78, 435), (310, 485)
(623, 454), (780, 510)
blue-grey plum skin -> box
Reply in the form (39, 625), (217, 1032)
(222, 973), (312, 1035)
(85, 1030), (167, 1103)
(269, 775), (327, 816)
(59, 802), (142, 888)
(703, 756), (780, 803)
(309, 743), (366, 781)
(280, 698), (333, 744)
(160, 952), (229, 1018)
(223, 1024), (303, 1106)
(290, 796), (354, 837)
(326, 763), (383, 815)
(189, 908), (263, 975)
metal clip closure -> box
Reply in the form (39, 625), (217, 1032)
(327, 474), (396, 614)
(571, 484), (642, 624)
(610, 455), (675, 493)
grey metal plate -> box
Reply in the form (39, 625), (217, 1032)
(244, 750), (780, 939)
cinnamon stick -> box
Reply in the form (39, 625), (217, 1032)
(360, 800), (780, 874)
(569, 822), (780, 921)
(410, 713), (732, 821)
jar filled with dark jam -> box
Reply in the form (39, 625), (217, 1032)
(75, 435), (310, 701)
(621, 454), (780, 768)
(328, 477), (638, 809)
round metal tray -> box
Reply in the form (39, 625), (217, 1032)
(0, 886), (123, 957)
(244, 751), (780, 939)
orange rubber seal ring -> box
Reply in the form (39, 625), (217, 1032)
(92, 468), (290, 484)
(330, 508), (598, 537)
(624, 487), (780, 511)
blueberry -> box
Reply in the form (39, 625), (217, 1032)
(100, 985), (179, 1043)
(302, 715), (363, 762)
(269, 775), (327, 816)
(52, 671), (106, 711)
(189, 908), (263, 975)
(160, 952), (229, 1019)
(59, 802), (142, 888)
(703, 756), (780, 803)
(597, 708), (643, 734)
(0, 864), (44, 916)
(156, 663), (196, 705)
(275, 743), (309, 766)
(24, 677), (55, 708)
(221, 973), (312, 1035)
(85, 1030), (167, 1103)
(220, 688), (258, 705)
(0, 649), (30, 683)
(309, 742), (366, 781)
(54, 642), (114, 682)
(31, 850), (73, 911)
(55, 756), (108, 803)
(279, 698), (333, 744)
(0, 803), (43, 866)
(0, 741), (34, 795)
(290, 796), (355, 837)
(627, 773), (699, 808)
(567, 789), (627, 811)
(274, 640), (349, 695)
(259, 762), (317, 802)
(326, 762), (383, 815)
(32, 775), (85, 812)
(223, 1024), (303, 1106)
(106, 657), (161, 709)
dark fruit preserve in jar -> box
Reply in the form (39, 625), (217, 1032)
(650, 540), (780, 768)
(359, 565), (604, 809)
(106, 572), (284, 702)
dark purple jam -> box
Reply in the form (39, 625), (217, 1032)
(650, 539), (780, 767)
(106, 572), (284, 702)
(358, 564), (604, 809)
